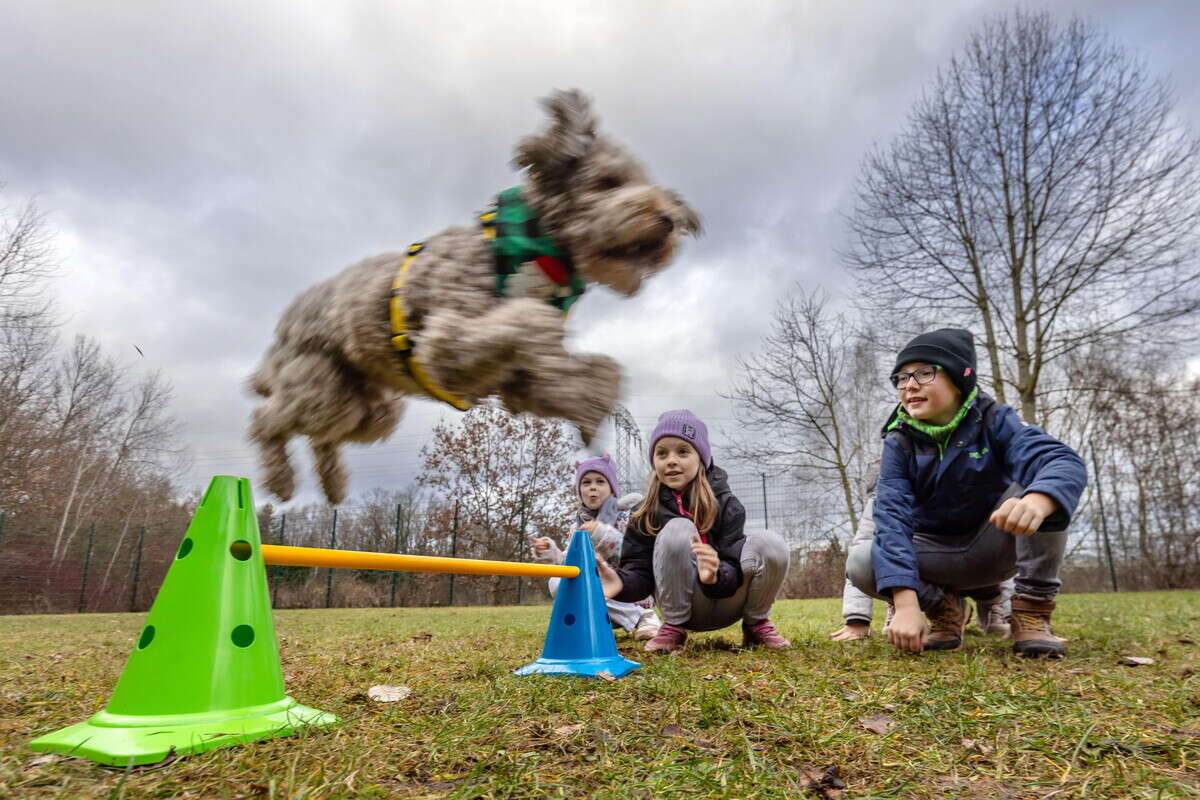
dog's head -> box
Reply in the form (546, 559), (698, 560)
(514, 89), (701, 296)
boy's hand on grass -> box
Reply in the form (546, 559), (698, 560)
(887, 589), (927, 653)
(595, 556), (623, 599)
(829, 622), (871, 641)
(691, 533), (719, 584)
(989, 492), (1058, 536)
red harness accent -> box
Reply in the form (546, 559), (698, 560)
(534, 255), (570, 284)
(671, 490), (707, 543)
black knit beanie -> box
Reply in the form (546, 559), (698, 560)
(892, 328), (977, 396)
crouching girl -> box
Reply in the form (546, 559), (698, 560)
(596, 410), (791, 653)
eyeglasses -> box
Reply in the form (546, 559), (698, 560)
(890, 364), (941, 389)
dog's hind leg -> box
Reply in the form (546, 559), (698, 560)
(250, 402), (297, 501)
(311, 439), (349, 506)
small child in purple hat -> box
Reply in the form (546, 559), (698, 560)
(595, 410), (791, 653)
(532, 454), (660, 639)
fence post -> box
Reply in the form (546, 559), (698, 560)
(761, 473), (769, 530)
(77, 522), (96, 613)
(389, 503), (402, 607)
(272, 514), (286, 608)
(448, 500), (459, 606)
(129, 526), (146, 612)
(1090, 447), (1120, 592)
(515, 494), (528, 605)
(325, 508), (338, 609)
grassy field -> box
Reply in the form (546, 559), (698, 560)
(1, 592), (1198, 799)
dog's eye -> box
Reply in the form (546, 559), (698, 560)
(594, 176), (623, 191)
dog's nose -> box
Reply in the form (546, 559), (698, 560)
(658, 213), (675, 232)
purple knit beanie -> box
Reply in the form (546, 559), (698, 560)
(648, 409), (712, 468)
(575, 454), (619, 497)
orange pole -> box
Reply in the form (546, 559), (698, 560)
(259, 544), (579, 579)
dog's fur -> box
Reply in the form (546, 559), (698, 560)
(248, 90), (700, 504)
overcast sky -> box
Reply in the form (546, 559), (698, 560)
(3, 0), (1198, 505)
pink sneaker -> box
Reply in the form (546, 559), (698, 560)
(742, 619), (791, 650)
(644, 622), (688, 653)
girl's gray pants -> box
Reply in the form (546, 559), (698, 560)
(846, 485), (1066, 612)
(653, 518), (789, 631)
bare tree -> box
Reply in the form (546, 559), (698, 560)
(417, 403), (575, 598)
(1065, 346), (1199, 589)
(845, 10), (1200, 425)
(726, 286), (891, 541)
(0, 188), (57, 330)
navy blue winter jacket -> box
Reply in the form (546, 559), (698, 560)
(871, 392), (1087, 594)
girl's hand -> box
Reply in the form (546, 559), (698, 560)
(595, 556), (623, 599)
(579, 520), (598, 533)
(829, 622), (871, 641)
(691, 533), (719, 584)
(989, 492), (1058, 536)
(886, 589), (927, 653)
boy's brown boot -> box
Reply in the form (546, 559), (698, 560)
(1009, 594), (1066, 658)
(923, 592), (967, 651)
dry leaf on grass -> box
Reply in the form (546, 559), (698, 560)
(367, 684), (413, 702)
(553, 723), (584, 736)
(26, 755), (57, 769)
(410, 633), (433, 643)
(799, 765), (845, 799)
(859, 713), (898, 735)
(1120, 656), (1155, 666)
(961, 738), (994, 756)
(596, 671), (617, 682)
(661, 724), (685, 738)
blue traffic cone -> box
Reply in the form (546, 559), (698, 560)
(514, 529), (640, 679)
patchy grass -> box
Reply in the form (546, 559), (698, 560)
(2, 592), (1198, 799)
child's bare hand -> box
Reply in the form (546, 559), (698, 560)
(887, 606), (927, 653)
(691, 534), (719, 584)
(989, 492), (1058, 536)
(579, 520), (598, 533)
(595, 555), (623, 599)
(829, 623), (871, 641)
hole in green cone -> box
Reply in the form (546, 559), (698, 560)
(563, 614), (576, 626)
(231, 625), (255, 647)
(138, 626), (155, 649)
(230, 540), (252, 561)
(177, 538), (193, 559)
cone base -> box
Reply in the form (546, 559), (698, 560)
(29, 697), (337, 766)
(513, 655), (640, 679)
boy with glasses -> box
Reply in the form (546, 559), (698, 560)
(846, 329), (1086, 657)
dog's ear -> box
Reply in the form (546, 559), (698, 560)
(667, 189), (704, 237)
(514, 89), (597, 186)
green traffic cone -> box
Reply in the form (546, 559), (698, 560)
(30, 476), (336, 766)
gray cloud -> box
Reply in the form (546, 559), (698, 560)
(2, 0), (1196, 504)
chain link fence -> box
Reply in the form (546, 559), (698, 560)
(0, 471), (1177, 615)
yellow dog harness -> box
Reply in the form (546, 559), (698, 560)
(389, 190), (586, 412)
(390, 242), (473, 411)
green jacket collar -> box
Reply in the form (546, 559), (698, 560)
(886, 387), (979, 452)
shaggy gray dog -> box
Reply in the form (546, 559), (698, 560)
(249, 90), (700, 504)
